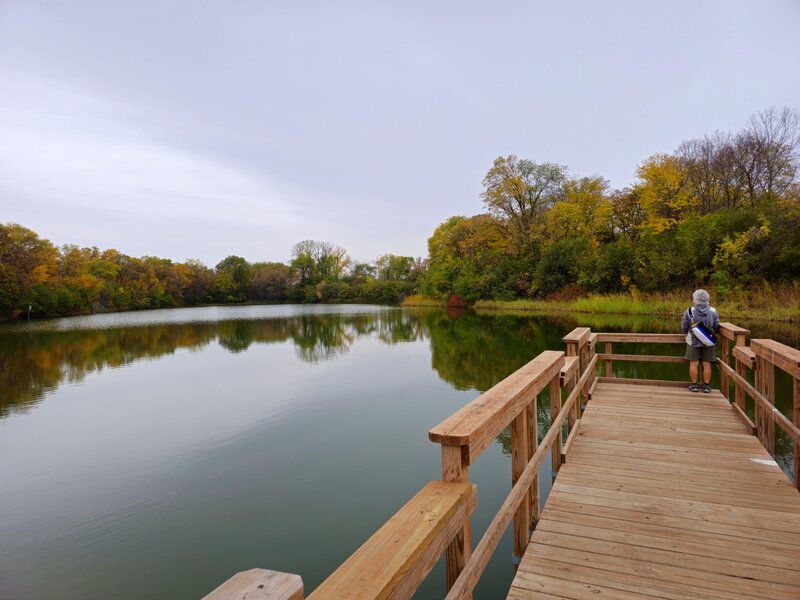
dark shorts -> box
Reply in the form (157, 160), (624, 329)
(685, 345), (716, 362)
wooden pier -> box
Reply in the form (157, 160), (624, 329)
(510, 380), (800, 599)
(206, 324), (800, 600)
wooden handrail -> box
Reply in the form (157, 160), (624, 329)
(597, 353), (685, 363)
(307, 481), (476, 600)
(733, 345), (757, 369)
(560, 356), (579, 386)
(443, 354), (597, 600)
(595, 333), (686, 344)
(596, 377), (689, 388)
(429, 351), (564, 465)
(718, 322), (750, 341)
(718, 360), (800, 445)
(562, 327), (590, 347)
(751, 339), (800, 378)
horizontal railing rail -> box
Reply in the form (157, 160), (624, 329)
(306, 481), (476, 600)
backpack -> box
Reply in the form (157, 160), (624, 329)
(687, 307), (716, 347)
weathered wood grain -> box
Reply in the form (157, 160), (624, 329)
(429, 351), (564, 464)
(204, 569), (303, 600)
(307, 481), (475, 600)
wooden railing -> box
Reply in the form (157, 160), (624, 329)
(204, 324), (800, 599)
(591, 323), (800, 492)
(717, 338), (800, 489)
(428, 330), (597, 600)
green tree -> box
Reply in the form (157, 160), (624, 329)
(481, 155), (567, 245)
(215, 255), (251, 302)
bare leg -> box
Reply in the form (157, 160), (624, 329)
(689, 361), (699, 383)
(702, 361), (712, 384)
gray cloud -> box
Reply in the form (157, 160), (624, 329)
(1, 1), (799, 265)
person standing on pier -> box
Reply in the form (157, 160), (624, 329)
(682, 289), (720, 393)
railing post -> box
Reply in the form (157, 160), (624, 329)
(441, 445), (470, 594)
(511, 409), (530, 562)
(720, 336), (730, 400)
(733, 334), (747, 412)
(550, 376), (562, 475)
(734, 355), (747, 413)
(755, 355), (776, 457)
(565, 341), (579, 428)
(587, 333), (597, 400)
(604, 342), (612, 377)
(794, 375), (800, 491)
(561, 362), (577, 466)
(526, 400), (540, 529)
(203, 569), (303, 600)
(580, 337), (590, 414)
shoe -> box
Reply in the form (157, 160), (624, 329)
(689, 383), (698, 393)
(703, 383), (711, 393)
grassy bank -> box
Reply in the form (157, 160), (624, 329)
(401, 294), (447, 308)
(406, 284), (800, 323)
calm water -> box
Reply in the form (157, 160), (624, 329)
(0, 305), (797, 600)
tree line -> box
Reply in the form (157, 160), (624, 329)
(422, 107), (800, 301)
(0, 229), (425, 319)
(2, 107), (798, 319)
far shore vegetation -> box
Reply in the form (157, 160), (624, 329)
(403, 284), (800, 323)
(2, 108), (799, 323)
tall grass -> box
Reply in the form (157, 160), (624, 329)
(401, 295), (446, 307)
(474, 284), (800, 323)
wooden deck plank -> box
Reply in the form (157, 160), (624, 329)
(529, 529), (800, 585)
(519, 544), (800, 600)
(508, 381), (800, 600)
(554, 468), (800, 511)
(566, 440), (787, 473)
(514, 557), (761, 600)
(544, 491), (800, 546)
(558, 460), (794, 496)
(535, 518), (800, 571)
(543, 509), (800, 560)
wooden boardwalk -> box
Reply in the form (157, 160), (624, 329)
(207, 327), (800, 600)
(509, 381), (800, 600)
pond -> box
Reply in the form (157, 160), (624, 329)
(0, 305), (797, 599)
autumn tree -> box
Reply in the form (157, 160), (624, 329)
(545, 176), (612, 242)
(481, 155), (567, 244)
(183, 259), (215, 305)
(635, 154), (695, 232)
(215, 255), (252, 302)
(250, 262), (290, 301)
(0, 223), (58, 317)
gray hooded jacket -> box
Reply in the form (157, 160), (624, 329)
(681, 302), (720, 347)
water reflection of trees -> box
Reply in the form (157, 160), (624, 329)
(0, 310), (426, 416)
(4, 308), (799, 474)
(420, 311), (567, 392)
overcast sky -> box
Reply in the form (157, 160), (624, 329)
(1, 1), (798, 266)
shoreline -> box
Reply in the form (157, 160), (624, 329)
(403, 293), (800, 324)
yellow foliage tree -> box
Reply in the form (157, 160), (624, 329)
(546, 176), (612, 245)
(636, 154), (696, 232)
